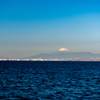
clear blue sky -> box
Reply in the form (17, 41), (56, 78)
(0, 0), (100, 57)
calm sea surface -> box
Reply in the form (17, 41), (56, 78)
(0, 61), (100, 100)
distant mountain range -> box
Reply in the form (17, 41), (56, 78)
(0, 57), (5, 59)
(23, 51), (100, 59)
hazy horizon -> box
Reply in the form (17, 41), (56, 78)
(0, 0), (100, 57)
(1, 49), (100, 58)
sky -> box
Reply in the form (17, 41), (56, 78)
(0, 0), (100, 58)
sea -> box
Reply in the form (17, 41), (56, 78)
(0, 61), (100, 100)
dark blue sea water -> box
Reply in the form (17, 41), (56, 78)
(0, 61), (100, 100)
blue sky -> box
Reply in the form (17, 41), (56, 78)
(0, 0), (100, 57)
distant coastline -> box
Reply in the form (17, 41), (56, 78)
(1, 58), (100, 61)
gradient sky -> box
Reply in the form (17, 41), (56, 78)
(0, 0), (100, 58)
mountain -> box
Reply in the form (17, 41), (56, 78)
(23, 51), (100, 59)
(0, 57), (5, 59)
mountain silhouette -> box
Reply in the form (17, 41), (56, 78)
(23, 51), (100, 59)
